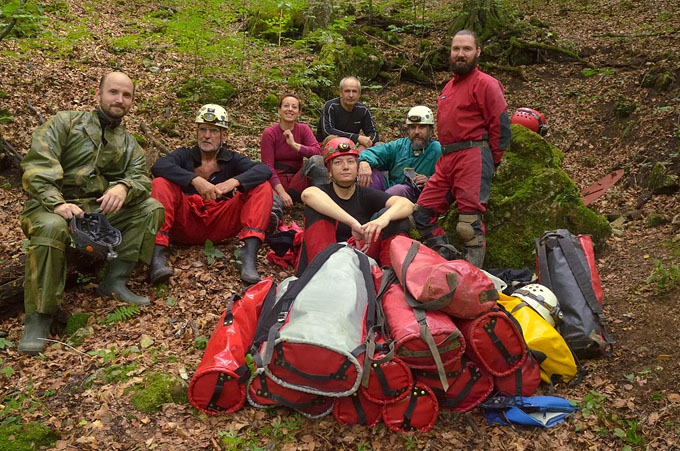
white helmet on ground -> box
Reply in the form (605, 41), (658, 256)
(406, 106), (434, 125)
(513, 284), (562, 326)
(195, 104), (229, 129)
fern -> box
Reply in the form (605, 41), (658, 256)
(103, 305), (140, 324)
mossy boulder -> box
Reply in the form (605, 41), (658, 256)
(0, 423), (59, 451)
(442, 125), (611, 269)
(647, 162), (679, 195)
(128, 371), (188, 413)
(176, 77), (236, 105)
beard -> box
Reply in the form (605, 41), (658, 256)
(450, 55), (478, 77)
(410, 138), (427, 153)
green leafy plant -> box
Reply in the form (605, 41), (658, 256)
(204, 240), (224, 265)
(580, 390), (605, 419)
(0, 338), (14, 349)
(193, 336), (208, 350)
(102, 305), (140, 325)
(645, 259), (680, 293)
(614, 419), (644, 445)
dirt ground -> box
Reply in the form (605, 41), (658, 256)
(0, 0), (679, 449)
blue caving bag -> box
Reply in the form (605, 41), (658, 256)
(481, 395), (578, 428)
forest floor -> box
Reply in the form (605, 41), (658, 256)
(0, 0), (679, 449)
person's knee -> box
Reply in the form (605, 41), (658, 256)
(30, 214), (70, 243)
(456, 213), (484, 246)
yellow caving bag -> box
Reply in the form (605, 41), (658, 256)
(498, 293), (577, 384)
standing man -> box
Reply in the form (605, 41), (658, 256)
(19, 72), (165, 355)
(413, 30), (512, 268)
(297, 137), (414, 275)
(316, 76), (380, 151)
(357, 105), (442, 202)
(149, 104), (273, 285)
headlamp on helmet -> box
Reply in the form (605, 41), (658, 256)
(69, 213), (122, 261)
(511, 107), (548, 136)
(513, 283), (562, 327)
(405, 106), (435, 125)
(195, 104), (229, 129)
(323, 137), (359, 165)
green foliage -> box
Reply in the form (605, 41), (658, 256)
(102, 305), (140, 325)
(614, 96), (637, 119)
(0, 337), (14, 349)
(0, 0), (47, 39)
(0, 423), (59, 450)
(128, 372), (188, 413)
(579, 390), (605, 420)
(203, 239), (224, 265)
(176, 77), (236, 105)
(645, 259), (680, 293)
(88, 347), (117, 363)
(63, 312), (92, 335)
(583, 67), (616, 77)
(193, 336), (208, 350)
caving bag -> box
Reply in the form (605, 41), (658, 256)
(188, 278), (275, 415)
(381, 384), (440, 433)
(498, 292), (579, 384)
(332, 390), (383, 426)
(493, 351), (541, 397)
(251, 243), (377, 397)
(412, 356), (494, 412)
(456, 307), (528, 377)
(359, 329), (413, 405)
(390, 235), (499, 319)
(536, 229), (614, 358)
(481, 395), (578, 428)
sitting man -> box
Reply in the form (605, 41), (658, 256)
(19, 71), (165, 355)
(357, 105), (442, 202)
(296, 137), (414, 275)
(149, 104), (273, 285)
(316, 76), (379, 151)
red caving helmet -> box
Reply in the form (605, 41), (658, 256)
(323, 137), (360, 165)
(511, 108), (548, 136)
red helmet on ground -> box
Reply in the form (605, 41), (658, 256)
(323, 137), (359, 165)
(511, 108), (548, 136)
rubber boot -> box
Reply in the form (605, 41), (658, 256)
(18, 313), (53, 355)
(98, 259), (150, 306)
(239, 237), (261, 285)
(301, 155), (329, 186)
(424, 235), (463, 261)
(464, 245), (485, 269)
(268, 194), (284, 235)
(149, 245), (173, 285)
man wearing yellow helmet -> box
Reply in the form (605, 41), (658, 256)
(296, 137), (414, 274)
(150, 104), (273, 285)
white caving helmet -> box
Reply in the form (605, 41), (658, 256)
(195, 104), (229, 129)
(405, 106), (434, 125)
(513, 284), (562, 326)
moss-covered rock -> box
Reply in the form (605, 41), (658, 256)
(63, 312), (92, 335)
(176, 77), (236, 106)
(259, 93), (280, 113)
(647, 162), (679, 195)
(0, 423), (59, 451)
(128, 371), (188, 413)
(645, 213), (670, 227)
(441, 125), (611, 269)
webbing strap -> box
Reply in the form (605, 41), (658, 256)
(482, 316), (522, 366)
(350, 393), (367, 425)
(414, 308), (450, 392)
(440, 363), (482, 408)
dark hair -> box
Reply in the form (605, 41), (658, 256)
(99, 72), (136, 95)
(454, 29), (479, 48)
(279, 93), (302, 110)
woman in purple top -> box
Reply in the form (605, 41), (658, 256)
(260, 94), (322, 208)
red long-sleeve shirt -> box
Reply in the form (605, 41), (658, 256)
(437, 68), (510, 165)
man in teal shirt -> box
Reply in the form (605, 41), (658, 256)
(356, 106), (441, 202)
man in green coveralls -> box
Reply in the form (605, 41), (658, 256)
(18, 71), (165, 355)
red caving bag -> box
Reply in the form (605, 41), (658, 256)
(493, 351), (542, 397)
(412, 356), (494, 413)
(456, 307), (528, 377)
(188, 278), (275, 414)
(332, 390), (383, 426)
(381, 384), (439, 433)
(390, 235), (499, 319)
(359, 329), (413, 405)
(246, 368), (334, 419)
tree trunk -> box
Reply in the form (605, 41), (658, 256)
(303, 0), (333, 36)
(453, 0), (514, 41)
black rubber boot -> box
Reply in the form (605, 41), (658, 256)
(239, 237), (261, 285)
(268, 194), (284, 235)
(464, 245), (485, 268)
(149, 245), (173, 285)
(301, 155), (329, 186)
(18, 313), (53, 355)
(98, 259), (150, 306)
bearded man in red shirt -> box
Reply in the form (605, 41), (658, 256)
(412, 29), (512, 268)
